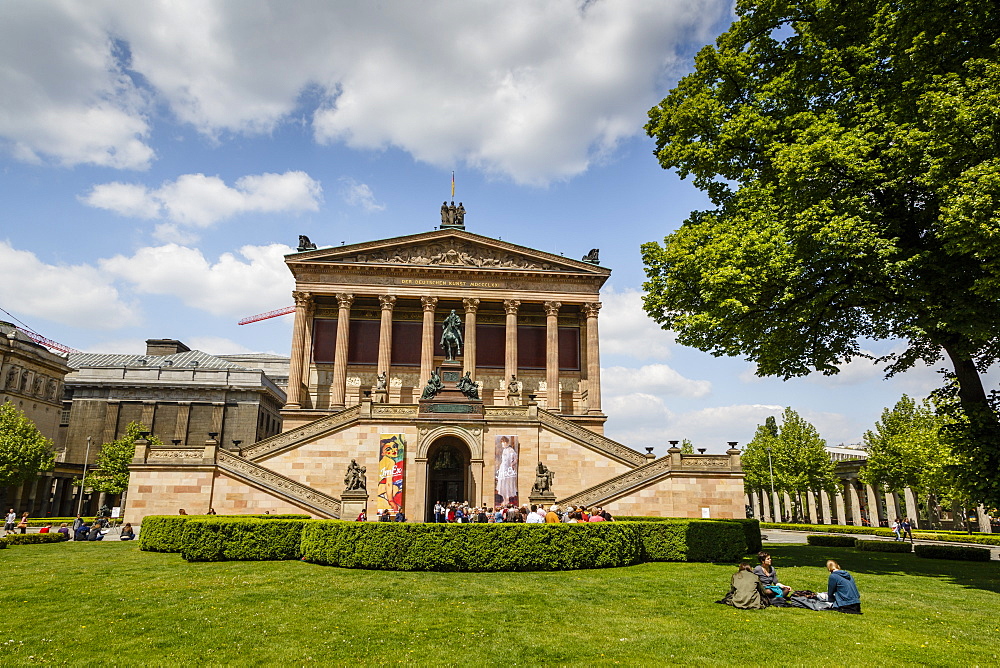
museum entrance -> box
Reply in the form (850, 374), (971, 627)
(426, 437), (471, 521)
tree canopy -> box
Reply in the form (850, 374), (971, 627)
(643, 0), (1000, 507)
(0, 401), (54, 492)
(742, 408), (837, 499)
(87, 422), (161, 496)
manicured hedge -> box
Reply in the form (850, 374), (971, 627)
(2, 533), (67, 546)
(181, 519), (311, 562)
(619, 517), (761, 554)
(914, 544), (992, 561)
(855, 539), (912, 553)
(762, 522), (1000, 546)
(806, 535), (856, 547)
(25, 517), (96, 528)
(298, 520), (746, 571)
(0, 540), (7, 549)
(139, 514), (310, 553)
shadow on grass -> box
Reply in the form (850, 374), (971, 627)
(766, 543), (1000, 594)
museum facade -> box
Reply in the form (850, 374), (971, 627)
(127, 216), (745, 523)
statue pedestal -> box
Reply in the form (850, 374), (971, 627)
(507, 391), (522, 407)
(372, 389), (388, 404)
(529, 492), (556, 509)
(341, 490), (369, 521)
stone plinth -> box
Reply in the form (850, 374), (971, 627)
(418, 362), (484, 419)
(341, 490), (369, 521)
(529, 493), (556, 509)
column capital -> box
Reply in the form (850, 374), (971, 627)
(503, 299), (520, 315)
(462, 297), (480, 313)
(379, 294), (397, 310)
(582, 301), (602, 318)
(421, 296), (439, 311)
(292, 290), (312, 307)
(336, 293), (355, 309)
(543, 301), (562, 317)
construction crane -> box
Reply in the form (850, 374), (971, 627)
(0, 306), (80, 354)
(238, 305), (295, 325)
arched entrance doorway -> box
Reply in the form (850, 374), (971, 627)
(426, 437), (471, 520)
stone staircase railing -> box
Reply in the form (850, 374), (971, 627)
(242, 405), (362, 461)
(536, 409), (647, 467)
(558, 456), (672, 508)
(217, 451), (342, 518)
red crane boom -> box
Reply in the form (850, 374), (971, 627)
(16, 326), (80, 355)
(238, 305), (295, 325)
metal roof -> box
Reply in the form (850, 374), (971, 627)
(67, 349), (250, 371)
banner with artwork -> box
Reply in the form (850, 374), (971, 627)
(377, 434), (406, 516)
(494, 435), (519, 507)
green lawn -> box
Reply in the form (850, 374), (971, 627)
(1, 542), (997, 666)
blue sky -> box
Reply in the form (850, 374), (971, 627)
(0, 1), (971, 453)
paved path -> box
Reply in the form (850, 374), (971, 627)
(763, 528), (1000, 560)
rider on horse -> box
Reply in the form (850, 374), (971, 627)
(440, 309), (463, 360)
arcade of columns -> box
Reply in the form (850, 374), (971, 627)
(282, 290), (603, 415)
(747, 483), (994, 532)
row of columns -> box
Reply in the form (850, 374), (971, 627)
(285, 292), (603, 414)
(748, 485), (994, 533)
(3, 474), (98, 518)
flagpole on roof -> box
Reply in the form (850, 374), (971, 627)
(451, 171), (455, 199)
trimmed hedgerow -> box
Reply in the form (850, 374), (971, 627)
(2, 533), (66, 546)
(761, 522), (1000, 546)
(181, 519), (311, 562)
(297, 520), (746, 571)
(139, 514), (310, 553)
(855, 539), (912, 553)
(618, 517), (761, 554)
(807, 534), (857, 547)
(914, 544), (992, 561)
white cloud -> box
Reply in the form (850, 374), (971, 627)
(599, 288), (676, 361)
(81, 171), (323, 234)
(0, 241), (138, 330)
(0, 2), (729, 182)
(99, 243), (295, 317)
(340, 178), (385, 213)
(185, 336), (255, 355)
(602, 364), (711, 399)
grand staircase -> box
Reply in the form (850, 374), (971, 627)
(216, 451), (342, 518)
(558, 456), (673, 508)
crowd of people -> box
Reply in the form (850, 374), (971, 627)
(723, 551), (862, 614)
(428, 502), (614, 524)
(3, 508), (134, 541)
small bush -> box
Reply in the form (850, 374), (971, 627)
(139, 514), (310, 553)
(2, 533), (66, 546)
(914, 544), (992, 561)
(620, 517), (761, 554)
(855, 539), (912, 553)
(0, 540), (7, 549)
(181, 519), (310, 562)
(685, 521), (747, 562)
(807, 535), (856, 547)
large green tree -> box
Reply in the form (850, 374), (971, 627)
(859, 394), (953, 524)
(0, 401), (55, 507)
(86, 422), (161, 506)
(742, 409), (836, 521)
(643, 0), (1000, 507)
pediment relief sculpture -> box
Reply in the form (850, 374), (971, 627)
(339, 240), (562, 271)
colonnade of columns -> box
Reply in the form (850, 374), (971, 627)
(284, 291), (604, 414)
(746, 485), (994, 533)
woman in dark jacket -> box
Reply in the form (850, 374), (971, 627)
(826, 560), (862, 614)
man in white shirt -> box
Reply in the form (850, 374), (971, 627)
(525, 504), (544, 523)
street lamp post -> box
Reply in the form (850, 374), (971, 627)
(76, 436), (91, 517)
(766, 445), (777, 520)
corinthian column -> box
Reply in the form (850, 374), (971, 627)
(462, 298), (479, 376)
(582, 302), (602, 414)
(330, 293), (354, 408)
(419, 296), (438, 384)
(285, 290), (312, 409)
(544, 301), (561, 411)
(503, 300), (520, 388)
(376, 295), (396, 380)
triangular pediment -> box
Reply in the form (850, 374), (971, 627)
(287, 229), (608, 275)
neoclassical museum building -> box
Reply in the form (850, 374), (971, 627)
(127, 210), (745, 522)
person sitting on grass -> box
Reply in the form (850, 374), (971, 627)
(722, 562), (770, 610)
(120, 523), (135, 540)
(74, 522), (90, 541)
(826, 560), (862, 614)
(56, 523), (70, 541)
(87, 523), (104, 541)
(753, 551), (791, 599)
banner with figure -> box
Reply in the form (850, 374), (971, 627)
(494, 435), (519, 507)
(377, 434), (406, 516)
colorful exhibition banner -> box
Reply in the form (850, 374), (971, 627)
(377, 434), (406, 515)
(494, 435), (519, 506)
